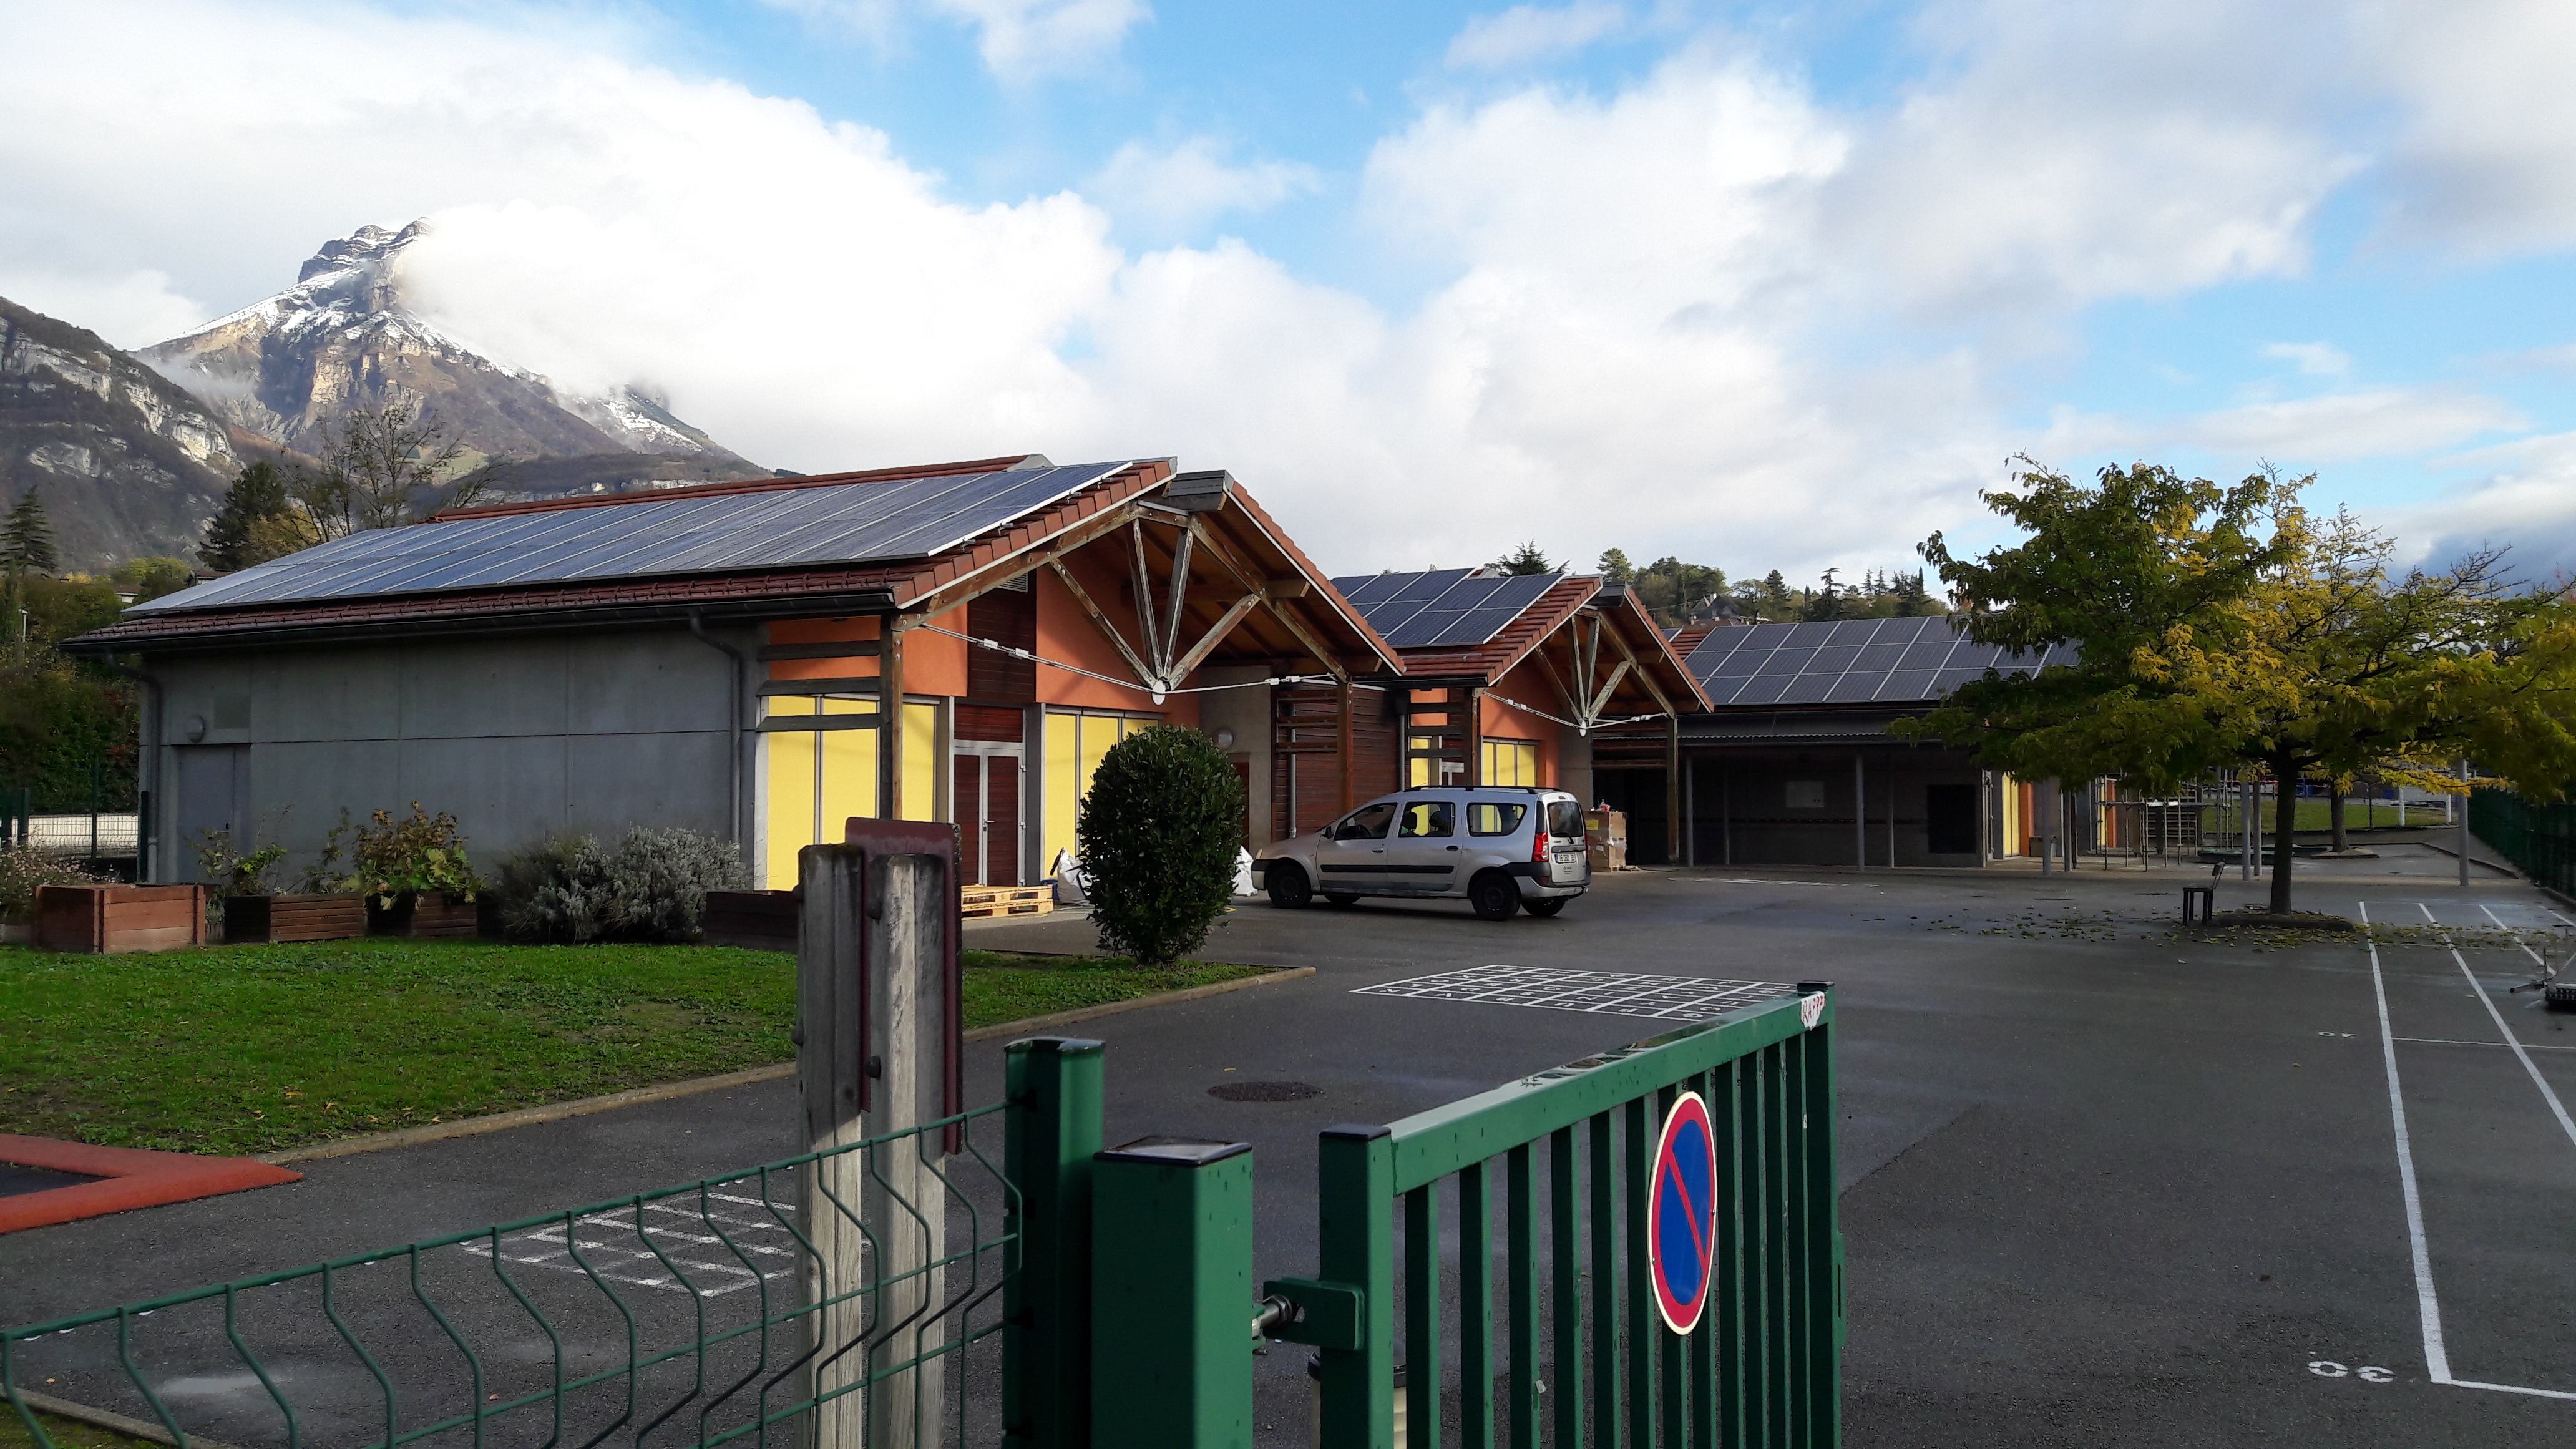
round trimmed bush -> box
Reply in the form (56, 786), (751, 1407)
(1075, 724), (1246, 967)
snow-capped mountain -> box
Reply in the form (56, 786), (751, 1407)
(141, 222), (758, 473)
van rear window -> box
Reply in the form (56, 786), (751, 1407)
(1546, 799), (1584, 839)
(1467, 802), (1527, 836)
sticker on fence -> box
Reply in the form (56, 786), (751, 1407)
(1649, 1090), (1720, 1334)
(1353, 965), (1795, 1022)
(1801, 992), (1827, 1030)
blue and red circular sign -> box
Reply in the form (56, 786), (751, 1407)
(1647, 1091), (1719, 1334)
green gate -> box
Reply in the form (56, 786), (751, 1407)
(1265, 982), (1843, 1448)
(7, 994), (1839, 1449)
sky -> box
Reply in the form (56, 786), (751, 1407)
(5, 0), (2576, 586)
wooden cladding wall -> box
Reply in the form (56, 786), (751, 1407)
(1267, 686), (1402, 838)
(967, 582), (1037, 702)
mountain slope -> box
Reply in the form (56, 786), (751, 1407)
(1, 296), (237, 570)
(140, 221), (761, 477)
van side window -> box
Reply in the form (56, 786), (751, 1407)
(1467, 802), (1528, 836)
(1334, 803), (1398, 840)
(1399, 803), (1455, 839)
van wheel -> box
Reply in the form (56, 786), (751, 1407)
(1469, 872), (1521, 921)
(1323, 893), (1359, 907)
(1267, 865), (1314, 909)
(1526, 898), (1568, 918)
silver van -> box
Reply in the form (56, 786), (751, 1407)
(1249, 786), (1590, 920)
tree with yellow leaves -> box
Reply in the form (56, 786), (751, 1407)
(1910, 459), (2576, 915)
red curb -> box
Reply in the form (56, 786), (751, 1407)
(0, 1134), (301, 1234)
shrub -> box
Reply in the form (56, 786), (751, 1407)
(354, 803), (481, 905)
(193, 828), (286, 897)
(0, 846), (98, 921)
(1075, 724), (1244, 967)
(493, 827), (747, 944)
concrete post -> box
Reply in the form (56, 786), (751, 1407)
(2458, 759), (2472, 888)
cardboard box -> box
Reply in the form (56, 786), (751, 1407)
(1586, 808), (1628, 871)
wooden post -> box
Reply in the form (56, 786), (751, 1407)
(879, 618), (907, 821)
(1666, 715), (1682, 864)
(1337, 678), (1355, 813)
(1465, 685), (1484, 787)
(796, 842), (954, 1449)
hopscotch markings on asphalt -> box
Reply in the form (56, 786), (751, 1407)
(1354, 965), (1795, 1022)
(2361, 899), (2576, 1405)
(457, 1194), (808, 1298)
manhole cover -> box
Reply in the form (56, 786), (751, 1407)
(1208, 1081), (1324, 1103)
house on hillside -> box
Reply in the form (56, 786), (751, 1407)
(66, 456), (1405, 889)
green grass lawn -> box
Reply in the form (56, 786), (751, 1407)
(2288, 798), (2451, 832)
(0, 939), (1267, 1156)
(0, 1408), (155, 1449)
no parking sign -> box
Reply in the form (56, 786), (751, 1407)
(1647, 1090), (1720, 1334)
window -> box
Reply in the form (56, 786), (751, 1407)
(1786, 780), (1825, 810)
(1468, 802), (1528, 836)
(1545, 799), (1584, 839)
(1481, 738), (1539, 786)
(1334, 803), (1398, 840)
(1399, 801), (1455, 838)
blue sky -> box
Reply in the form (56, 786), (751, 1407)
(5, 0), (2575, 583)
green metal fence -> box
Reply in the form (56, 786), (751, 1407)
(1272, 983), (1843, 1448)
(4, 1096), (1037, 1449)
(2471, 787), (2575, 898)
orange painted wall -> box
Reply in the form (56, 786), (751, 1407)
(1486, 656), (1563, 784)
(763, 608), (970, 695)
(1030, 552), (1199, 724)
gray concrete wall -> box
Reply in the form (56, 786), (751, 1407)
(142, 625), (752, 884)
(1195, 667), (1274, 846)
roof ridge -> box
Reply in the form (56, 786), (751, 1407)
(427, 454), (1056, 522)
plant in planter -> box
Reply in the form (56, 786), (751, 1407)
(2, 847), (99, 943)
(355, 803), (484, 937)
(211, 819), (369, 945)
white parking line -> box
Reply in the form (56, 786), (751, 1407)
(2416, 903), (2576, 1151)
(2362, 899), (2576, 1405)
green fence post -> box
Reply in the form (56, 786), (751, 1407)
(1090, 1137), (1257, 1448)
(1315, 1124), (1396, 1449)
(1800, 981), (1842, 1448)
(1004, 1037), (1105, 1449)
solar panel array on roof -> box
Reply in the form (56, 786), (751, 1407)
(1682, 615), (2076, 707)
(130, 463), (1135, 615)
(1328, 569), (1565, 650)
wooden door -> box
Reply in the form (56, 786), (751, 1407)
(986, 754), (1020, 887)
(954, 754), (983, 884)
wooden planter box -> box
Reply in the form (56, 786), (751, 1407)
(222, 893), (367, 945)
(34, 884), (207, 954)
(364, 891), (482, 939)
(703, 889), (799, 952)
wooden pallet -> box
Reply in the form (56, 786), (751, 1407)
(960, 884), (1053, 919)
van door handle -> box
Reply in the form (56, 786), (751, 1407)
(1445, 845), (1460, 851)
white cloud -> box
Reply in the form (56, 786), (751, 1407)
(7, 0), (2575, 585)
(2384, 431), (2576, 578)
(2359, 0), (2576, 256)
(1086, 139), (1321, 239)
(1445, 3), (1627, 71)
(0, 266), (205, 350)
(759, 0), (1147, 81)
(2261, 341), (2353, 378)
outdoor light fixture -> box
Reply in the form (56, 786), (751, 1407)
(1213, 727), (1236, 748)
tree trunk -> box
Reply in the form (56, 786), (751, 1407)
(2328, 788), (2347, 852)
(2269, 762), (2300, 915)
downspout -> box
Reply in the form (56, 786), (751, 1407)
(100, 658), (162, 883)
(686, 610), (748, 847)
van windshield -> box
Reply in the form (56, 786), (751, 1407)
(1546, 799), (1585, 839)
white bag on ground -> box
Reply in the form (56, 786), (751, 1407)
(1050, 847), (1090, 906)
(1234, 847), (1256, 897)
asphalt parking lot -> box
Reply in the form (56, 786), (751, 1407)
(7, 856), (2572, 1446)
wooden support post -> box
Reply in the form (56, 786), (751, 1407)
(1465, 686), (1484, 788)
(1666, 715), (1682, 863)
(879, 618), (907, 820)
(797, 842), (954, 1449)
(1337, 678), (1355, 812)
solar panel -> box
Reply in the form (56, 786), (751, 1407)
(134, 462), (1132, 615)
(1683, 613), (2073, 709)
(1340, 570), (1566, 651)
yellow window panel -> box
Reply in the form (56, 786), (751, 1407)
(904, 701), (938, 822)
(761, 696), (818, 890)
(1043, 711), (1081, 875)
(819, 696), (879, 844)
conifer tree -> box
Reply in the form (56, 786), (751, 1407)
(200, 461), (295, 571)
(1, 486), (58, 575)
